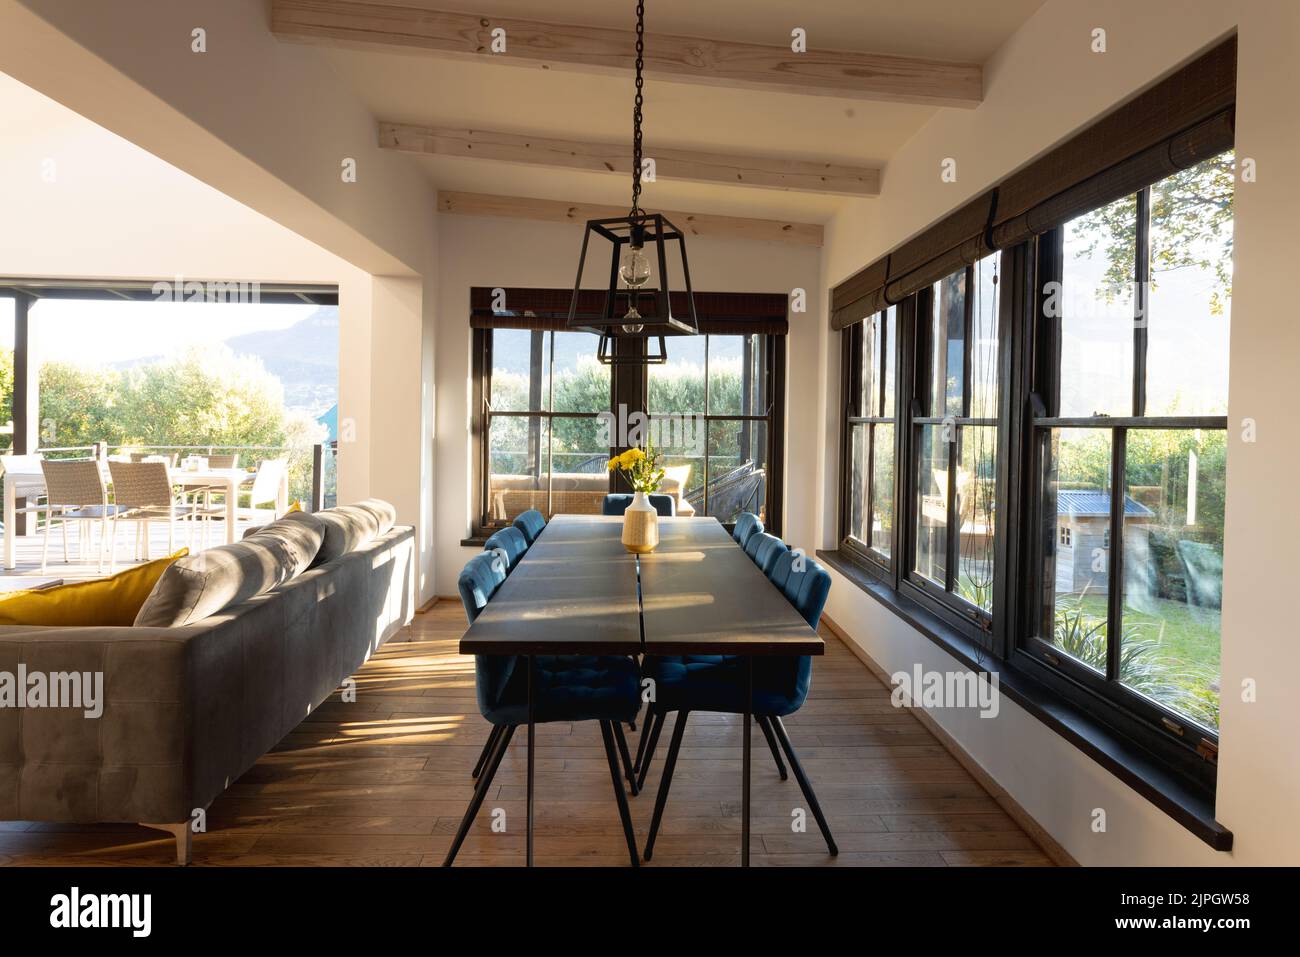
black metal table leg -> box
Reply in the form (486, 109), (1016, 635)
(742, 656), (752, 867)
(526, 655), (535, 868)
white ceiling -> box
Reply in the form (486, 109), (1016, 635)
(316, 0), (1047, 224)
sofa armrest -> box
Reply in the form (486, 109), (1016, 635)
(0, 622), (227, 825)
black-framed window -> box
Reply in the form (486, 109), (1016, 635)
(834, 150), (1233, 794)
(1022, 151), (1232, 745)
(472, 323), (785, 537)
(910, 255), (1001, 624)
(840, 306), (897, 570)
(647, 332), (783, 528)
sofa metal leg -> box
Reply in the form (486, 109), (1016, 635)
(141, 821), (192, 866)
(770, 715), (838, 856)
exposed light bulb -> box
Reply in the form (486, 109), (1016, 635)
(620, 245), (650, 333)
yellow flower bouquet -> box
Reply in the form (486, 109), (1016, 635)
(606, 442), (665, 494)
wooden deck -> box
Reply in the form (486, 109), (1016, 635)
(0, 601), (1052, 867)
(0, 516), (260, 582)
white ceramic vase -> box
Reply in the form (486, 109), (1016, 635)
(621, 490), (659, 554)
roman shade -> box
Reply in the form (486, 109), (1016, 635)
(831, 34), (1237, 331)
(472, 288), (789, 335)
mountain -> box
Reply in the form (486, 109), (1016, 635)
(221, 306), (338, 415)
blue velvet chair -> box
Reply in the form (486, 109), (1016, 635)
(732, 511), (763, 550)
(749, 532), (788, 576)
(512, 508), (546, 545)
(637, 557), (837, 861)
(768, 549), (795, 593)
(602, 493), (676, 517)
(446, 553), (643, 867)
(483, 526), (528, 572)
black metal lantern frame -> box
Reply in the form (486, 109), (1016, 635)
(566, 212), (699, 365)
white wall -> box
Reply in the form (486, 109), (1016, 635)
(817, 0), (1300, 865)
(434, 215), (820, 596)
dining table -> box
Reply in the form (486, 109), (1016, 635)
(2, 460), (287, 569)
(459, 513), (824, 866)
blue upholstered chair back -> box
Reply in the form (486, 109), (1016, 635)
(512, 508), (546, 544)
(457, 552), (518, 721)
(768, 550), (795, 592)
(458, 551), (506, 624)
(484, 526), (528, 571)
(732, 512), (762, 549)
(782, 558), (832, 629)
(750, 532), (788, 576)
(602, 493), (676, 517)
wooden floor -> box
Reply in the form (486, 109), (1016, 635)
(0, 602), (1052, 867)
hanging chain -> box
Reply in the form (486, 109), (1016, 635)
(629, 0), (646, 221)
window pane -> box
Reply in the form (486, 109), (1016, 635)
(1119, 429), (1223, 730)
(930, 270), (966, 417)
(870, 423), (894, 559)
(1043, 428), (1113, 672)
(1061, 195), (1137, 417)
(881, 306), (897, 417)
(487, 415), (553, 521)
(551, 413), (609, 516)
(858, 317), (875, 416)
(490, 329), (549, 411)
(1145, 153), (1234, 416)
(550, 332), (609, 414)
(971, 253), (1000, 420)
(848, 423), (868, 544)
(708, 334), (752, 417)
(957, 425), (997, 612)
(707, 418), (768, 524)
(648, 333), (706, 416)
(652, 412), (705, 518)
(914, 424), (948, 584)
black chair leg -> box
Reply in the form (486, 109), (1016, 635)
(442, 724), (515, 866)
(627, 720), (636, 732)
(635, 709), (667, 791)
(643, 711), (689, 862)
(611, 720), (639, 796)
(599, 721), (641, 867)
(633, 707), (656, 774)
(770, 715), (838, 856)
(756, 715), (788, 780)
(471, 724), (503, 779)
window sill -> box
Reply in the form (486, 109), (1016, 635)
(816, 548), (1233, 852)
(460, 536), (489, 547)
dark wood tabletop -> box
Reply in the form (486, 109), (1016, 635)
(458, 515), (642, 655)
(459, 514), (823, 657)
(638, 517), (824, 656)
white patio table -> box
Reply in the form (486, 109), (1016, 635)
(3, 462), (287, 569)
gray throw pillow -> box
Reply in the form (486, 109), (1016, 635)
(244, 510), (325, 577)
(135, 536), (303, 627)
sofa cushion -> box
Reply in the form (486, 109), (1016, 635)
(243, 510), (325, 576)
(313, 499), (397, 565)
(0, 549), (187, 627)
(134, 537), (303, 627)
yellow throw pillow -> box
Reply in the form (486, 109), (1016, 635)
(0, 549), (189, 627)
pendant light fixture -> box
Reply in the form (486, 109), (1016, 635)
(565, 0), (698, 364)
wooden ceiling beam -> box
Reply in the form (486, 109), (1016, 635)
(436, 191), (823, 247)
(382, 123), (879, 196)
(272, 1), (982, 107)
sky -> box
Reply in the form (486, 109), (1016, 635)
(0, 298), (316, 366)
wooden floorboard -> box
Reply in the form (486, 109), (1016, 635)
(0, 603), (1052, 867)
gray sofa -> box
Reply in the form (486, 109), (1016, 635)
(0, 499), (415, 863)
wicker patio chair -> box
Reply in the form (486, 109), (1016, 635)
(39, 458), (125, 575)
